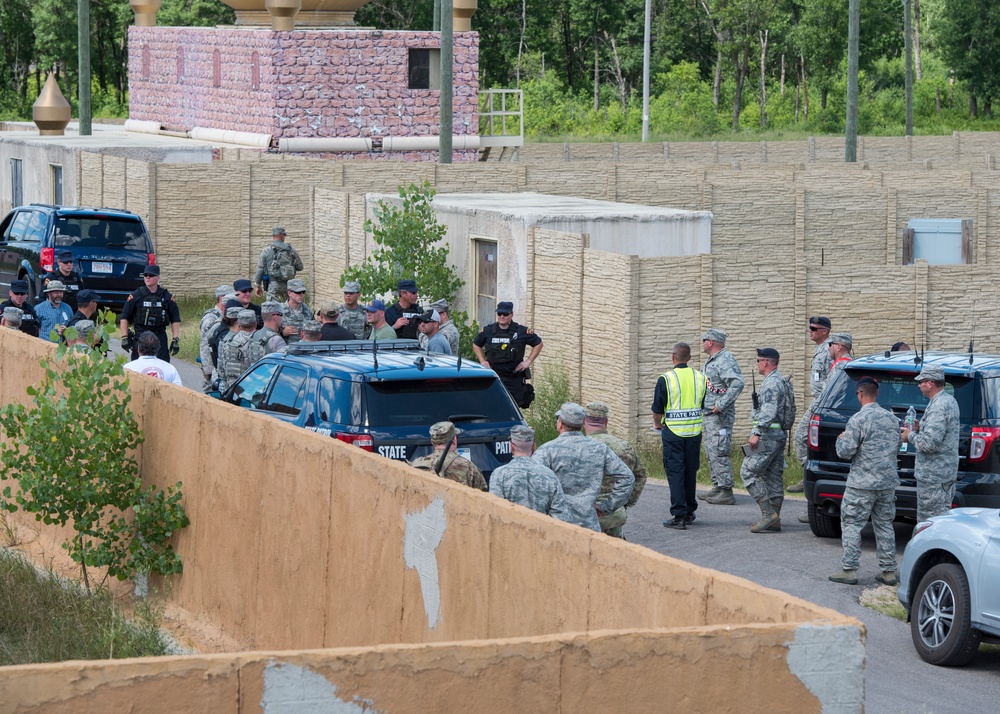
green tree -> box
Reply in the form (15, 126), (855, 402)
(649, 61), (721, 136)
(157, 0), (236, 27)
(0, 321), (189, 593)
(0, 0), (34, 108)
(937, 0), (1000, 117)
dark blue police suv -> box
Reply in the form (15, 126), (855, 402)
(219, 340), (527, 479)
(805, 351), (1000, 537)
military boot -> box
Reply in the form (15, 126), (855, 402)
(750, 499), (780, 533)
(706, 487), (736, 505)
(787, 480), (805, 493)
(766, 497), (783, 531)
(698, 486), (722, 501)
(829, 569), (859, 585)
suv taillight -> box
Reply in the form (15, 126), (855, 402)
(335, 432), (373, 451)
(969, 426), (1000, 462)
(40, 247), (54, 273)
(808, 414), (820, 449)
(147, 253), (156, 265)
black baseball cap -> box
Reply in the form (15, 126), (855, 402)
(10, 279), (28, 293)
(496, 301), (513, 315)
(76, 289), (101, 304)
(142, 265), (160, 276)
(809, 315), (831, 329)
(56, 250), (74, 262)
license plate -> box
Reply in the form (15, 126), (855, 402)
(457, 447), (471, 460)
(92, 261), (112, 274)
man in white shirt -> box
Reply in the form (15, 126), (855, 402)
(123, 331), (184, 386)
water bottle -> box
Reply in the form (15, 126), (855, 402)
(902, 406), (917, 452)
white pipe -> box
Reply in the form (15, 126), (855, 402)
(278, 135), (481, 153)
(189, 127), (273, 149)
(279, 137), (372, 153)
(385, 135), (480, 151)
(124, 119), (162, 134)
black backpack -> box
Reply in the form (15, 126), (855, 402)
(210, 324), (229, 368)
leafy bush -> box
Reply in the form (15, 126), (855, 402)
(524, 365), (579, 447)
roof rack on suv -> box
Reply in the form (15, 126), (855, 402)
(285, 339), (421, 356)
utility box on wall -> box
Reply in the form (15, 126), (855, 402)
(903, 218), (972, 265)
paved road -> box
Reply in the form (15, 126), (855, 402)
(625, 481), (1000, 713)
(108, 341), (206, 390)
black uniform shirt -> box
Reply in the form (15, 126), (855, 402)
(473, 321), (542, 372)
(384, 300), (424, 340)
(121, 286), (181, 330)
(0, 298), (40, 337)
(320, 323), (356, 341)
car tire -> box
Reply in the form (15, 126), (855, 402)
(910, 562), (982, 667)
(22, 274), (37, 305)
(807, 501), (841, 538)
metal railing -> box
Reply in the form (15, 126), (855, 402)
(478, 89), (523, 148)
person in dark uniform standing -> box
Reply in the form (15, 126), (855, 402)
(473, 301), (543, 409)
(119, 265), (181, 361)
(66, 289), (101, 330)
(0, 279), (40, 337)
(40, 250), (85, 311)
(384, 279), (423, 340)
(233, 278), (263, 329)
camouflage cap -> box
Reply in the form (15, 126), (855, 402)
(701, 328), (727, 344)
(301, 320), (322, 335)
(430, 298), (449, 312)
(261, 301), (283, 315)
(556, 402), (585, 427)
(430, 421), (461, 445)
(509, 425), (535, 445)
(74, 320), (96, 338)
(286, 278), (307, 293)
(584, 401), (609, 420)
(215, 285), (234, 298)
(225, 306), (242, 319)
(272, 226), (286, 236)
(318, 301), (339, 318)
(915, 366), (945, 382)
(237, 309), (257, 326)
(343, 280), (361, 293)
(3, 306), (22, 322)
(829, 332), (853, 348)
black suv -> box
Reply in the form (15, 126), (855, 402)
(805, 351), (1000, 537)
(0, 204), (156, 310)
(219, 340), (527, 479)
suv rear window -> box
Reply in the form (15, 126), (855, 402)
(54, 216), (147, 250)
(829, 370), (973, 414)
(365, 377), (520, 426)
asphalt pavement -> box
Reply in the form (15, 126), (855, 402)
(625, 481), (1000, 713)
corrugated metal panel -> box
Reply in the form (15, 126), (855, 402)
(908, 218), (964, 264)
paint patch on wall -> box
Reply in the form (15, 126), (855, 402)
(403, 495), (447, 628)
(787, 624), (866, 714)
(261, 661), (379, 713)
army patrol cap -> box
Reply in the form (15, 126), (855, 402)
(10, 279), (29, 293)
(830, 332), (853, 348)
(343, 280), (361, 293)
(756, 347), (780, 361)
(510, 425), (535, 446)
(556, 402), (586, 427)
(3, 307), (23, 322)
(429, 421), (461, 445)
(584, 401), (609, 420)
(431, 298), (449, 312)
(301, 320), (322, 336)
(915, 366), (946, 383)
(261, 301), (283, 315)
(237, 309), (257, 327)
(215, 284), (234, 298)
(74, 320), (96, 338)
(318, 301), (339, 318)
(142, 265), (160, 277)
(44, 280), (67, 293)
(701, 328), (727, 344)
(287, 279), (307, 293)
(272, 226), (286, 236)
(496, 301), (514, 315)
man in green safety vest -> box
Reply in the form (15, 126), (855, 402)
(652, 342), (708, 530)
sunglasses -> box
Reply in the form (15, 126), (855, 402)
(10, 292), (26, 296)
(809, 326), (826, 332)
(496, 312), (511, 316)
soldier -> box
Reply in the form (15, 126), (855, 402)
(233, 279), (263, 329)
(584, 401), (647, 538)
(337, 280), (368, 339)
(698, 328), (745, 506)
(299, 320), (322, 342)
(40, 250), (84, 311)
(653, 342), (708, 530)
(280, 279), (312, 344)
(489, 425), (570, 520)
(249, 302), (287, 363)
(829, 377), (902, 586)
(789, 315), (833, 493)
(2, 306), (22, 330)
(740, 348), (791, 533)
(431, 298), (460, 355)
(532, 402), (634, 531)
(119, 266), (181, 361)
(66, 320), (97, 351)
(254, 226), (304, 302)
(35, 280), (74, 342)
(1, 279), (40, 337)
(385, 279), (424, 340)
(199, 285), (233, 389)
(472, 301), (543, 409)
(217, 310), (257, 392)
(409, 421), (488, 491)
(901, 365), (960, 522)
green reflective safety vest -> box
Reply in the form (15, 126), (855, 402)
(660, 367), (708, 437)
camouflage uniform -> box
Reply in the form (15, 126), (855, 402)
(590, 430), (647, 538)
(218, 330), (254, 392)
(249, 326), (286, 364)
(281, 302), (313, 344)
(740, 369), (788, 504)
(794, 337), (833, 467)
(337, 304), (368, 339)
(532, 430), (634, 531)
(702, 347), (745, 489)
(253, 240), (304, 302)
(439, 320), (460, 355)
(410, 450), (487, 491)
(835, 402), (902, 572)
(489, 456), (570, 520)
(198, 305), (223, 386)
(907, 389), (961, 521)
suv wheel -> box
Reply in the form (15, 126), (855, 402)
(807, 501), (841, 538)
(22, 275), (36, 305)
(910, 563), (982, 666)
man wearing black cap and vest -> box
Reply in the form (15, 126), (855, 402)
(384, 279), (424, 340)
(789, 315), (833, 493)
(473, 301), (543, 409)
(0, 279), (40, 337)
(119, 265), (181, 361)
(66, 289), (101, 331)
(41, 249), (85, 311)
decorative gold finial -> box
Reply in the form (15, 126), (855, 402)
(129, 0), (162, 27)
(265, 0), (302, 30)
(33, 73), (72, 136)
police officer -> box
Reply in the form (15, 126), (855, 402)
(40, 250), (85, 311)
(66, 289), (101, 331)
(472, 301), (543, 409)
(385, 279), (424, 340)
(0, 279), (40, 337)
(119, 265), (181, 361)
(233, 278), (263, 329)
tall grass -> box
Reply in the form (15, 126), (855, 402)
(523, 365), (580, 446)
(640, 438), (803, 491)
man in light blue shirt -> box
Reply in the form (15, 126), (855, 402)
(34, 280), (74, 342)
(417, 309), (452, 355)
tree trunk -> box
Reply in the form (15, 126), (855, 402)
(593, 34), (599, 112)
(780, 53), (785, 96)
(936, 86), (941, 115)
(608, 35), (628, 113)
(913, 0), (922, 81)
(732, 48), (749, 132)
(970, 93), (978, 119)
(985, 99), (992, 119)
(800, 53), (809, 121)
(516, 0), (527, 87)
(821, 88), (828, 111)
(759, 30), (769, 128)
(713, 49), (722, 108)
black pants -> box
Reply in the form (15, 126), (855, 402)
(661, 428), (702, 518)
(132, 328), (170, 362)
(498, 372), (534, 409)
